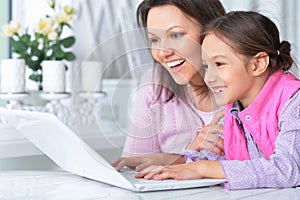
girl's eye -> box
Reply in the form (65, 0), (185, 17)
(170, 32), (184, 39)
(215, 62), (224, 67)
(202, 63), (208, 69)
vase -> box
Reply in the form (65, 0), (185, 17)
(41, 60), (66, 93)
(80, 61), (104, 92)
(0, 58), (25, 93)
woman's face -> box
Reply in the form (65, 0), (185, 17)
(147, 5), (203, 85)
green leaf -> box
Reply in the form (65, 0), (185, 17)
(29, 73), (42, 82)
(17, 50), (30, 59)
(31, 46), (43, 57)
(20, 33), (31, 43)
(60, 36), (75, 48)
(53, 50), (65, 60)
(64, 52), (76, 61)
(27, 60), (42, 71)
(30, 40), (39, 47)
(35, 33), (44, 39)
(11, 40), (28, 53)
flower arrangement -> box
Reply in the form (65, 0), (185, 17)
(1, 0), (76, 86)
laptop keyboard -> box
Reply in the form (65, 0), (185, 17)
(118, 168), (226, 191)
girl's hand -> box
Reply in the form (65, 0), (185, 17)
(136, 160), (225, 180)
(111, 153), (185, 172)
(188, 110), (225, 155)
(136, 162), (204, 180)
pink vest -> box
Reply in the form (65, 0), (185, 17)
(224, 70), (300, 160)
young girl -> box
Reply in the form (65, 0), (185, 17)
(137, 11), (300, 190)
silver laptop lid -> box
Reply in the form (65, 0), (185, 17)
(0, 108), (135, 191)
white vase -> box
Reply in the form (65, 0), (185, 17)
(80, 61), (104, 92)
(42, 60), (65, 93)
(0, 58), (25, 93)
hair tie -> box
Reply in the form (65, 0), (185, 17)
(277, 50), (280, 55)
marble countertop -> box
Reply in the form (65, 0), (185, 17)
(1, 170), (300, 200)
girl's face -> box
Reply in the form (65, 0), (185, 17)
(147, 5), (203, 85)
(202, 33), (259, 108)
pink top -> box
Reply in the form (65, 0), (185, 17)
(184, 70), (300, 189)
(224, 70), (300, 160)
(123, 69), (223, 156)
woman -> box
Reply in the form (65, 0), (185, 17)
(112, 0), (226, 171)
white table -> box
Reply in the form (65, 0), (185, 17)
(1, 171), (300, 200)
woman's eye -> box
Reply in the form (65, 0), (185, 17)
(149, 37), (160, 44)
(170, 32), (184, 39)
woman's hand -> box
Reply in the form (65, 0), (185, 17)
(188, 110), (225, 155)
(111, 153), (185, 172)
(136, 160), (225, 180)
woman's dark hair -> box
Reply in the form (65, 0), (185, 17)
(200, 11), (294, 73)
(137, 0), (226, 102)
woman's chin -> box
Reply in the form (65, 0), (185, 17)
(174, 79), (189, 85)
(172, 75), (190, 85)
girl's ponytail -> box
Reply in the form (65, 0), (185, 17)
(276, 41), (293, 71)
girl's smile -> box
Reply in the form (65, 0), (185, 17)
(202, 33), (261, 108)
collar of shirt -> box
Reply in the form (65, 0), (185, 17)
(230, 101), (243, 125)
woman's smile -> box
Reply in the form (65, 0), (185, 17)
(147, 5), (202, 85)
(166, 59), (186, 72)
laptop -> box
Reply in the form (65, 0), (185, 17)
(0, 108), (226, 192)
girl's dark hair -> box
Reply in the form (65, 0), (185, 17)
(200, 11), (294, 73)
(137, 0), (226, 102)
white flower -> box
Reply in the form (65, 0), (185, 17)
(1, 20), (21, 37)
(2, 24), (13, 37)
(64, 5), (75, 16)
(9, 21), (21, 32)
(34, 19), (53, 35)
(47, 29), (58, 41)
(55, 12), (72, 25)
